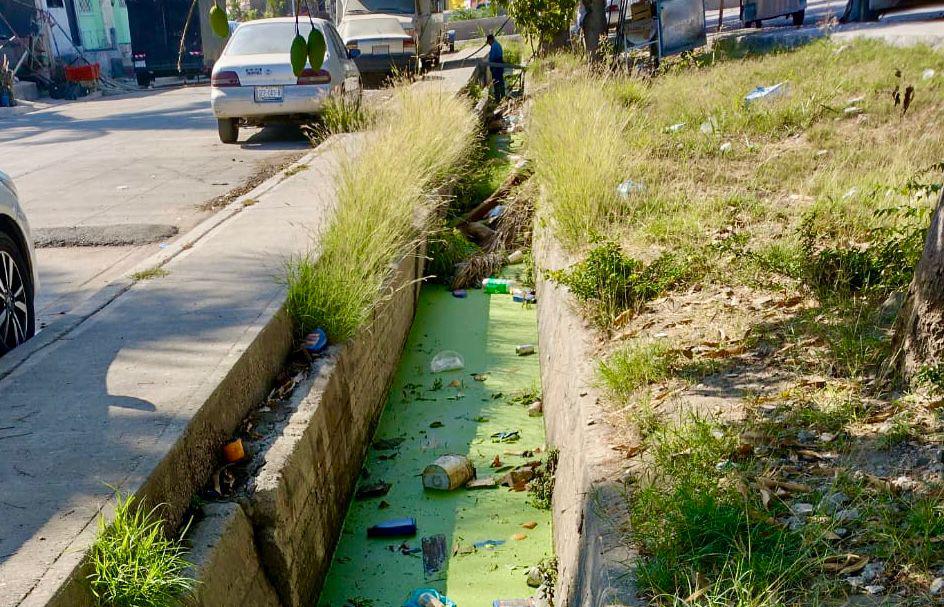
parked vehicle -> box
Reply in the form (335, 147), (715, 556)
(210, 18), (362, 144)
(0, 170), (36, 355)
(127, 0), (208, 87)
(741, 0), (807, 26)
(337, 0), (445, 69)
(338, 14), (416, 76)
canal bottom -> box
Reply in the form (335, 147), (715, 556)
(318, 276), (552, 606)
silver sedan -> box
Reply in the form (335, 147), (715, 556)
(210, 17), (362, 143)
(0, 170), (36, 355)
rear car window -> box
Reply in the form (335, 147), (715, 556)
(225, 22), (325, 55)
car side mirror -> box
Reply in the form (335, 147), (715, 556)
(348, 48), (361, 59)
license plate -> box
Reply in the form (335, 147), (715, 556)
(254, 85), (283, 102)
(133, 60), (146, 68)
(371, 44), (389, 55)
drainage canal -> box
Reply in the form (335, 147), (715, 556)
(317, 271), (552, 605)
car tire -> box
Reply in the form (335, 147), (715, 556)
(218, 118), (239, 144)
(792, 9), (805, 25)
(0, 231), (35, 355)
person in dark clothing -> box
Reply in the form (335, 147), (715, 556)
(486, 34), (505, 103)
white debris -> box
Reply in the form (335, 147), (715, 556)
(744, 82), (790, 106)
(923, 68), (936, 80)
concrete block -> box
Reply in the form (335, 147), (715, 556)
(534, 226), (638, 606)
(13, 80), (38, 101)
(184, 502), (281, 607)
(247, 250), (423, 607)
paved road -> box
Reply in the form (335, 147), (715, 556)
(0, 86), (310, 327)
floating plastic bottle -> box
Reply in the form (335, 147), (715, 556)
(482, 278), (514, 294)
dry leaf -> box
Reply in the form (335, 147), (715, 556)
(522, 521), (538, 529)
(760, 488), (772, 509)
(800, 376), (828, 388)
(616, 444), (646, 458)
(823, 554), (868, 574)
(512, 532), (527, 541)
(757, 477), (811, 493)
(865, 408), (897, 424)
(684, 572), (710, 603)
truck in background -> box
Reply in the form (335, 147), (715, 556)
(127, 0), (227, 86)
(335, 0), (445, 69)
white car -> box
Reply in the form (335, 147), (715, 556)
(338, 14), (416, 76)
(210, 17), (362, 144)
(0, 170), (36, 355)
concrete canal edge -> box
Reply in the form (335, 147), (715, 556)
(182, 249), (424, 607)
(534, 225), (639, 606)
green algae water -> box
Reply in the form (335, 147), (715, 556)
(318, 279), (552, 606)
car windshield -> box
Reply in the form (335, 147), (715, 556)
(344, 0), (414, 15)
(224, 21), (319, 55)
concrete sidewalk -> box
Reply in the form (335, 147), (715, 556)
(0, 59), (482, 607)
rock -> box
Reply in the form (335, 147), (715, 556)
(786, 516), (805, 530)
(822, 492), (848, 513)
(527, 401), (543, 417)
(860, 562), (884, 583)
(930, 577), (944, 595)
(527, 566), (543, 588)
(836, 508), (860, 523)
(797, 429), (816, 443)
(793, 503), (815, 515)
(864, 585), (885, 595)
(879, 291), (905, 321)
(834, 527), (849, 537)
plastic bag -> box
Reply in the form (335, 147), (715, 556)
(403, 589), (456, 607)
(430, 351), (464, 373)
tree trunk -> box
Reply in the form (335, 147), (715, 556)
(581, 0), (607, 59)
(889, 189), (944, 384)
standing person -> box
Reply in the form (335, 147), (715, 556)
(486, 34), (505, 103)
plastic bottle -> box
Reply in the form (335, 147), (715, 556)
(482, 278), (514, 294)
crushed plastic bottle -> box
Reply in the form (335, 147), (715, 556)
(430, 350), (465, 373)
(744, 82), (790, 106)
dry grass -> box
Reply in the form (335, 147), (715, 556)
(286, 85), (478, 342)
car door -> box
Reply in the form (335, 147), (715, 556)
(325, 24), (361, 99)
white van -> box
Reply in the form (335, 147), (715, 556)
(337, 0), (445, 69)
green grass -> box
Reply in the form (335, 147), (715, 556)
(286, 85), (477, 342)
(630, 416), (825, 605)
(599, 340), (674, 399)
(131, 267), (169, 281)
(426, 226), (479, 283)
(307, 93), (374, 144)
(87, 492), (193, 607)
(451, 133), (518, 218)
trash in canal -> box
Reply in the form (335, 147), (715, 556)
(356, 481), (391, 499)
(367, 517), (417, 538)
(403, 588), (456, 607)
(466, 476), (497, 489)
(422, 455), (475, 490)
(482, 277), (513, 294)
(430, 350), (465, 373)
(302, 327), (327, 353)
(452, 289), (468, 298)
(512, 289), (536, 304)
(473, 538), (505, 549)
(527, 401), (543, 417)
(507, 250), (524, 264)
(421, 534), (447, 579)
(515, 345), (535, 356)
(491, 430), (520, 443)
(493, 600), (538, 607)
(373, 436), (406, 450)
(222, 438), (245, 463)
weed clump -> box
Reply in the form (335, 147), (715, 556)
(528, 448), (559, 510)
(88, 493), (193, 607)
(547, 241), (698, 330)
(426, 227), (479, 284)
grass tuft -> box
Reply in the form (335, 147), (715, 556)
(87, 492), (193, 607)
(286, 85), (477, 342)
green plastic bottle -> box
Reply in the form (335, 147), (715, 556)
(482, 278), (514, 294)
